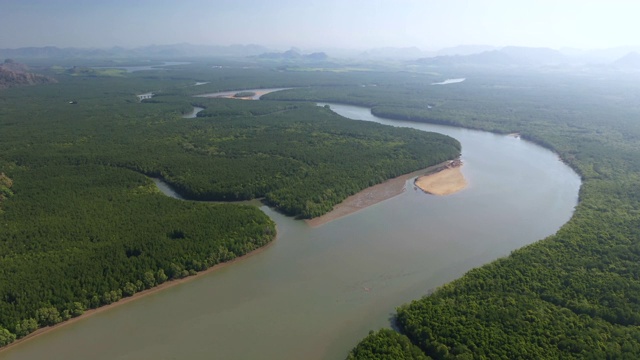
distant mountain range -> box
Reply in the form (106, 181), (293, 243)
(612, 52), (640, 69)
(416, 46), (568, 67)
(435, 45), (497, 57)
(360, 47), (429, 60)
(416, 46), (640, 68)
(257, 48), (329, 61)
(2, 43), (640, 69)
(0, 43), (271, 59)
(357, 45), (498, 60)
(0, 59), (56, 89)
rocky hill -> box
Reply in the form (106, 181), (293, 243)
(0, 59), (57, 89)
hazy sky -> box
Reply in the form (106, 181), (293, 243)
(1, 0), (639, 50)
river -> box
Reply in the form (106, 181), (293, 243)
(0, 103), (581, 360)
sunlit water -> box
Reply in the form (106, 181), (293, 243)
(1, 103), (581, 360)
(432, 78), (466, 85)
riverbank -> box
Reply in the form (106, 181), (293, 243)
(0, 239), (276, 354)
(306, 160), (464, 227)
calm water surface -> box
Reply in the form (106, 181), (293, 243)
(1, 104), (581, 360)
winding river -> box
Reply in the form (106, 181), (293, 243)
(1, 103), (581, 360)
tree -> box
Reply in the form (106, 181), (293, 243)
(156, 269), (168, 284)
(123, 282), (137, 297)
(36, 307), (62, 327)
(70, 302), (85, 317)
(143, 271), (156, 288)
(0, 327), (15, 346)
(14, 318), (38, 338)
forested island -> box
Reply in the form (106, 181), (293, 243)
(0, 61), (460, 347)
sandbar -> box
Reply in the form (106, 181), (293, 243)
(306, 160), (466, 227)
(195, 88), (291, 100)
(415, 166), (467, 195)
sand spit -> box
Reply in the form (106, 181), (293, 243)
(307, 160), (466, 227)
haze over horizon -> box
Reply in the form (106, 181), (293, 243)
(1, 0), (639, 52)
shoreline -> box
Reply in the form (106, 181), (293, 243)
(0, 239), (276, 354)
(306, 160), (462, 227)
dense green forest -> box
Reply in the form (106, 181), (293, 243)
(347, 329), (430, 360)
(265, 70), (640, 358)
(6, 59), (640, 358)
(0, 62), (460, 346)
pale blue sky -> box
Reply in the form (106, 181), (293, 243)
(1, 0), (638, 50)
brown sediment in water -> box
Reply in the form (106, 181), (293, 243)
(306, 160), (465, 228)
(0, 240), (276, 354)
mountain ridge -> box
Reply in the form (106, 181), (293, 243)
(0, 59), (56, 89)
